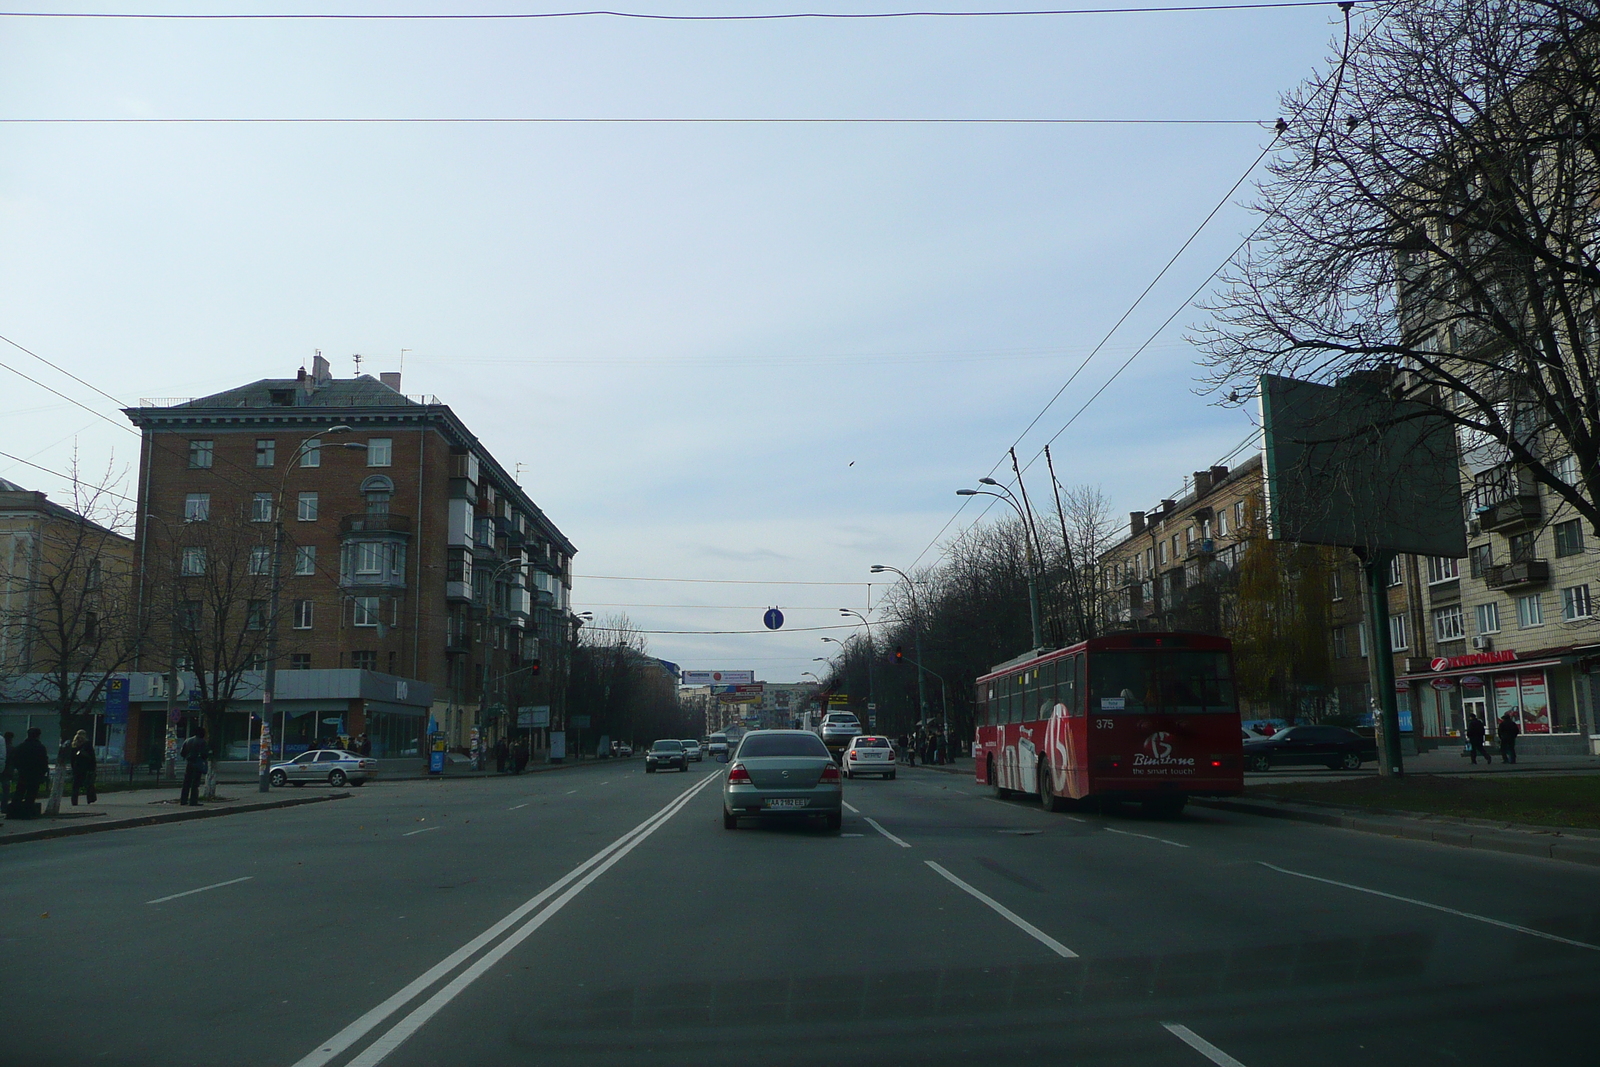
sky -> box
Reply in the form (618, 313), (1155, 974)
(0, 0), (1347, 683)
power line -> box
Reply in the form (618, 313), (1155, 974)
(0, 3), (1371, 21)
(575, 573), (872, 586)
(583, 623), (861, 634)
(0, 448), (141, 507)
(2, 116), (1269, 125)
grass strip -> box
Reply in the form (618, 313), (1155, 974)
(1247, 774), (1600, 831)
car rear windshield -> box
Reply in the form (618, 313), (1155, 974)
(736, 734), (830, 758)
(856, 737), (889, 747)
(825, 715), (859, 724)
(709, 735), (726, 743)
(1088, 650), (1236, 714)
(652, 740), (684, 751)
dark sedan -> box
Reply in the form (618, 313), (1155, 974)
(1243, 725), (1378, 772)
(645, 739), (688, 773)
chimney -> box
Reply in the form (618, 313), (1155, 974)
(1193, 470), (1213, 497)
(1209, 464), (1229, 485)
(312, 352), (333, 385)
(1160, 499), (1176, 514)
(380, 372), (402, 392)
(1130, 511), (1146, 536)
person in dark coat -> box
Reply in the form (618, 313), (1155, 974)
(1466, 713), (1491, 765)
(69, 729), (97, 806)
(0, 730), (14, 808)
(11, 727), (50, 813)
(178, 728), (208, 806)
(512, 739), (528, 774)
(1497, 712), (1521, 765)
(494, 737), (510, 774)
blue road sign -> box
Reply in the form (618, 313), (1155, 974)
(763, 607), (784, 630)
(103, 678), (130, 724)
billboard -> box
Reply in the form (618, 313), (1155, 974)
(682, 670), (755, 686)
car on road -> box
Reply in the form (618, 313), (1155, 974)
(645, 739), (689, 773)
(680, 739), (703, 762)
(818, 712), (863, 758)
(269, 750), (376, 788)
(706, 733), (729, 760)
(723, 730), (842, 830)
(1242, 725), (1378, 772)
(614, 742), (633, 758)
(842, 735), (896, 779)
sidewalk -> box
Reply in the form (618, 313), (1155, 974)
(0, 786), (348, 845)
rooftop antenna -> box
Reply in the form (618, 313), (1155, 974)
(352, 352), (363, 375)
(514, 462), (525, 484)
(400, 348), (411, 375)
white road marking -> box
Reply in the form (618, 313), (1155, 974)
(1162, 1023), (1248, 1066)
(402, 826), (441, 837)
(1105, 827), (1189, 848)
(864, 817), (911, 848)
(146, 876), (253, 905)
(950, 788), (970, 795)
(842, 801), (859, 813)
(1066, 816), (1087, 823)
(1260, 863), (1600, 952)
(507, 804), (529, 811)
(600, 781), (610, 785)
(840, 833), (865, 837)
(565, 790), (578, 795)
(292, 773), (719, 1067)
(925, 861), (1077, 958)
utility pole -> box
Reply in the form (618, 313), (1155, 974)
(1357, 547), (1405, 777)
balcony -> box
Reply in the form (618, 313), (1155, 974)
(340, 513), (412, 539)
(1469, 467), (1541, 533)
(1185, 538), (1215, 560)
(1484, 559), (1550, 590)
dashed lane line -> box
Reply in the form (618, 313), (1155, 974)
(1105, 827), (1189, 848)
(864, 817), (911, 849)
(924, 861), (1077, 958)
(402, 826), (441, 837)
(146, 876), (253, 905)
(842, 801), (859, 813)
(507, 804), (529, 810)
(1162, 1023), (1248, 1067)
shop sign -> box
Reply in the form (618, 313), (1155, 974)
(1430, 678), (1455, 691)
(1460, 675), (1484, 689)
(1431, 650), (1517, 671)
(103, 677), (130, 725)
(1394, 679), (1411, 691)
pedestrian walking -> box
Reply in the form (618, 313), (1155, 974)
(1497, 712), (1521, 765)
(494, 737), (509, 774)
(513, 740), (528, 774)
(10, 727), (50, 817)
(1466, 713), (1491, 765)
(68, 729), (97, 806)
(178, 728), (208, 806)
(0, 730), (13, 809)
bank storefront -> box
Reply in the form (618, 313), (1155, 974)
(1398, 646), (1600, 755)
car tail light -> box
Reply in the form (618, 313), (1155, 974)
(846, 751), (858, 760)
(819, 763), (841, 783)
(727, 762), (751, 784)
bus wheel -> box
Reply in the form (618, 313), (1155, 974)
(1143, 795), (1187, 819)
(989, 757), (1011, 799)
(1038, 764), (1069, 813)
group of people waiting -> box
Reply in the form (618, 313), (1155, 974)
(1465, 711), (1522, 765)
(1, 727), (102, 818)
(897, 729), (953, 766)
(492, 737), (530, 774)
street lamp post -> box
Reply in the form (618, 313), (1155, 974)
(475, 555), (528, 770)
(261, 426), (366, 793)
(838, 608), (876, 725)
(871, 564), (928, 730)
(958, 485), (1044, 650)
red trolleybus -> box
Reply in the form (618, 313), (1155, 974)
(975, 632), (1243, 817)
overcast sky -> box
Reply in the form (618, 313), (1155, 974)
(1, 1), (1343, 682)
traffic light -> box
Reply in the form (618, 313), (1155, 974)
(529, 658), (542, 676)
(894, 646), (904, 664)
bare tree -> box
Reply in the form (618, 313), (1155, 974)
(1199, 0), (1600, 532)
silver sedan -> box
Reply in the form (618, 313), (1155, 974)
(722, 730), (842, 831)
(269, 750), (376, 788)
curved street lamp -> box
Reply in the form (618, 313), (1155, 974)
(871, 564), (928, 727)
(838, 607), (876, 719)
(957, 485), (1044, 649)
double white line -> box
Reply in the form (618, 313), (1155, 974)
(292, 772), (720, 1067)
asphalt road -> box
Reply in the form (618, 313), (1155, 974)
(3, 758), (1598, 1067)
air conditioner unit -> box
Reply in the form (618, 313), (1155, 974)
(1472, 635), (1493, 650)
(1467, 518), (1482, 536)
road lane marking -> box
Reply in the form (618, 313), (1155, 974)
(1066, 816), (1087, 823)
(1260, 863), (1600, 952)
(925, 861), (1077, 958)
(507, 803), (529, 811)
(565, 790), (578, 795)
(1162, 1023), (1247, 1066)
(1105, 827), (1189, 848)
(402, 826), (441, 837)
(841, 833), (865, 837)
(145, 876), (252, 905)
(842, 802), (859, 813)
(292, 772), (719, 1067)
(864, 817), (911, 848)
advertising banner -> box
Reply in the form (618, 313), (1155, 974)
(550, 731), (566, 760)
(1493, 674), (1521, 725)
(517, 705), (551, 728)
(682, 670), (755, 686)
(1519, 672), (1551, 733)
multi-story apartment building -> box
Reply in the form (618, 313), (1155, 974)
(123, 355), (576, 762)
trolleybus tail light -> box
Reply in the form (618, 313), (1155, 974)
(727, 762), (752, 784)
(819, 763), (842, 783)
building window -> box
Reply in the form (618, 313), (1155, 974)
(1330, 567), (1343, 601)
(251, 492), (273, 522)
(1508, 532), (1536, 563)
(1469, 543), (1493, 578)
(1389, 613), (1410, 651)
(355, 542), (384, 575)
(1433, 604), (1465, 642)
(1516, 593), (1544, 629)
(178, 600), (201, 631)
(246, 600), (268, 630)
(1144, 547), (1154, 572)
(299, 438), (321, 467)
(1554, 519), (1585, 557)
(1158, 541), (1167, 566)
(366, 438), (393, 467)
(353, 596), (380, 627)
(366, 490), (391, 516)
(1388, 556), (1404, 587)
(1426, 557), (1460, 583)
(1357, 621), (1368, 657)
(351, 650), (378, 671)
(1476, 602), (1501, 634)
(1216, 508), (1229, 538)
(1234, 500), (1245, 528)
(290, 653), (312, 670)
(1562, 584), (1593, 621)
(249, 545), (271, 575)
(297, 493), (318, 522)
(255, 439), (276, 467)
(294, 546), (316, 576)
(1185, 527), (1196, 548)
(1171, 534), (1180, 560)
(188, 440), (213, 468)
(1331, 626), (1348, 659)
(179, 493), (208, 523)
(1551, 453), (1579, 485)
(292, 599), (313, 629)
(180, 547), (206, 576)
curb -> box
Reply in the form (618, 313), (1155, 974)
(1190, 796), (1600, 867)
(0, 792), (351, 846)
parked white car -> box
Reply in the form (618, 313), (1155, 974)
(268, 750), (376, 788)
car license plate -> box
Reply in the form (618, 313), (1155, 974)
(765, 798), (808, 808)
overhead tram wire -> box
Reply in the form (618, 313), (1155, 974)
(3, 116), (1269, 126)
(0, 2), (1376, 21)
(575, 574), (871, 586)
(583, 623), (863, 634)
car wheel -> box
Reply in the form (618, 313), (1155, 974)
(329, 770), (347, 787)
(1341, 751), (1362, 770)
(1039, 764), (1069, 813)
(825, 811), (842, 831)
(888, 771), (897, 780)
(1248, 754), (1272, 773)
(723, 810), (737, 830)
(269, 770), (287, 787)
(681, 764), (688, 772)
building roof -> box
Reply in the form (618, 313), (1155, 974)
(178, 374), (414, 410)
(0, 477), (26, 492)
(0, 478), (132, 543)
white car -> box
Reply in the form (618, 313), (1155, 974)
(680, 739), (703, 762)
(268, 749), (376, 788)
(819, 712), (863, 752)
(842, 735), (896, 779)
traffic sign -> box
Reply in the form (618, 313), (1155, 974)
(763, 607), (784, 630)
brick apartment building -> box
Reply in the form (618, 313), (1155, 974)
(123, 355), (576, 762)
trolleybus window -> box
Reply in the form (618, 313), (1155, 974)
(1088, 651), (1235, 714)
